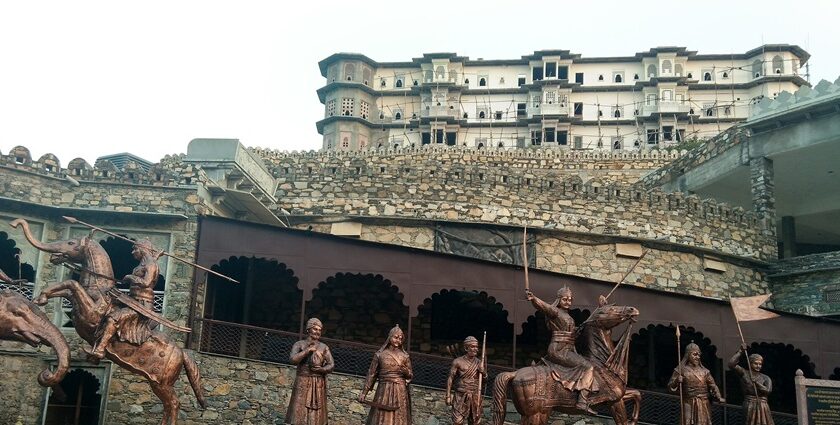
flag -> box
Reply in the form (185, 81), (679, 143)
(730, 294), (780, 322)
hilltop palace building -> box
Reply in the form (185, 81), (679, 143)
(317, 45), (809, 151)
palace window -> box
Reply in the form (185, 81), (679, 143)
(545, 62), (557, 78)
(703, 71), (712, 81)
(633, 73), (640, 80)
(575, 72), (584, 84)
(722, 71), (729, 79)
(574, 136), (583, 149)
(614, 73), (623, 83)
(662, 60), (673, 74)
(704, 103), (715, 117)
(518, 75), (526, 86)
(359, 101), (370, 119)
(545, 90), (556, 104)
(544, 127), (555, 143)
(574, 102), (583, 116)
(326, 99), (336, 116)
(647, 129), (658, 144)
(532, 94), (541, 108)
(675, 63), (684, 76)
(647, 64), (657, 78)
(753, 60), (763, 78)
(773, 55), (784, 74)
(479, 77), (487, 87)
(612, 137), (622, 150)
(663, 126), (674, 141)
(517, 103), (527, 117)
(344, 63), (355, 81)
(598, 74), (604, 81)
(530, 130), (542, 145)
(380, 78), (387, 87)
(341, 137), (350, 148)
(341, 98), (354, 116)
(396, 78), (404, 88)
(646, 94), (657, 106)
(495, 111), (503, 120)
(661, 89), (672, 102)
(394, 110), (403, 120)
(613, 106), (622, 118)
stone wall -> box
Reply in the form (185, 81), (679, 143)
(264, 148), (774, 261)
(769, 251), (840, 315)
(103, 351), (611, 425)
(0, 347), (50, 425)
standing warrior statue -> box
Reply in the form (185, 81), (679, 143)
(85, 238), (161, 361)
(446, 336), (486, 425)
(285, 317), (335, 425)
(360, 324), (413, 425)
(525, 286), (598, 414)
(728, 344), (774, 425)
(668, 341), (725, 425)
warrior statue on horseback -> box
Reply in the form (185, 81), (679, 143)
(525, 286), (598, 415)
(86, 238), (162, 361)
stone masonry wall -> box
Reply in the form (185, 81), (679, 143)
(0, 347), (51, 425)
(260, 147), (774, 261)
(102, 351), (611, 425)
(769, 251), (840, 315)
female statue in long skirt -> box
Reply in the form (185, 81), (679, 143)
(285, 318), (334, 425)
(359, 324), (413, 425)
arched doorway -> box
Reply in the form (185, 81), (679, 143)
(43, 368), (103, 425)
(205, 256), (301, 331)
(307, 273), (407, 345)
(628, 324), (721, 392)
(516, 308), (591, 368)
(411, 289), (513, 366)
(725, 342), (818, 413)
(0, 231), (36, 296)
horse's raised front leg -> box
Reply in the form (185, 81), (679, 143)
(35, 280), (97, 319)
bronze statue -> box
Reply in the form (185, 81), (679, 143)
(11, 218), (206, 425)
(668, 341), (725, 425)
(525, 286), (597, 414)
(491, 295), (641, 425)
(86, 238), (161, 360)
(285, 317), (335, 425)
(728, 344), (774, 425)
(446, 336), (486, 425)
(359, 324), (413, 425)
(0, 270), (70, 386)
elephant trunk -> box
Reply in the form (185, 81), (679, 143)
(35, 318), (70, 386)
(9, 219), (51, 252)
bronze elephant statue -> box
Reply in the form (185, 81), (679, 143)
(0, 280), (70, 386)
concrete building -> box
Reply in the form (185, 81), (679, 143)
(317, 45), (809, 151)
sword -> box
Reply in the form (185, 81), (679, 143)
(59, 262), (191, 333)
(359, 399), (399, 411)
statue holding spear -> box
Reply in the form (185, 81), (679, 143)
(446, 334), (487, 425)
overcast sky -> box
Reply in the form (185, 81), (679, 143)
(1, 0), (838, 165)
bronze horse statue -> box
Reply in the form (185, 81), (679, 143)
(11, 218), (206, 425)
(491, 302), (641, 425)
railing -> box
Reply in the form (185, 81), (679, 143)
(60, 289), (164, 313)
(0, 280), (35, 299)
(196, 319), (799, 425)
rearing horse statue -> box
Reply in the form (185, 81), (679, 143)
(491, 302), (641, 425)
(11, 218), (206, 425)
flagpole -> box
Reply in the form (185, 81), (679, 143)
(731, 298), (760, 399)
(675, 326), (684, 425)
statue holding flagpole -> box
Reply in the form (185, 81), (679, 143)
(668, 340), (725, 425)
(729, 294), (779, 425)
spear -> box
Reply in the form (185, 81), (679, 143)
(522, 225), (529, 291)
(675, 326), (684, 425)
(62, 216), (239, 284)
(604, 249), (648, 301)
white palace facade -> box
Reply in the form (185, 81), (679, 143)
(316, 45), (809, 151)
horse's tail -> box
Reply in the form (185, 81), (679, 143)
(183, 350), (207, 409)
(491, 371), (515, 425)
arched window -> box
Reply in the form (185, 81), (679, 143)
(498, 142), (504, 148)
(722, 71), (729, 79)
(463, 112), (469, 119)
(478, 111), (486, 119)
(647, 64), (657, 78)
(598, 75), (604, 81)
(706, 108), (714, 117)
(380, 78), (386, 87)
(395, 112), (402, 120)
(634, 73), (640, 80)
(753, 60), (763, 78)
(464, 78), (470, 85)
(773, 55), (784, 74)
(675, 63), (684, 76)
(479, 77), (487, 87)
(614, 74), (623, 83)
(412, 80), (419, 86)
(344, 63), (355, 81)
(614, 108), (621, 118)
(662, 60), (672, 74)
(435, 65), (446, 79)
(342, 137), (350, 148)
(395, 79), (403, 88)
(703, 72), (712, 81)
(687, 72), (693, 79)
